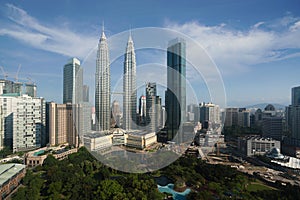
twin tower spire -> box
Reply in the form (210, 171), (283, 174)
(95, 25), (136, 131)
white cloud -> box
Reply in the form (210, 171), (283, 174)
(1, 4), (98, 59)
(290, 20), (300, 31)
(165, 17), (300, 75)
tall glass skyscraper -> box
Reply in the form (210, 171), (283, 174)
(288, 86), (300, 146)
(292, 86), (300, 106)
(165, 38), (186, 141)
(95, 28), (111, 131)
(123, 34), (137, 130)
(63, 57), (83, 104)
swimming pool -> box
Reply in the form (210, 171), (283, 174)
(157, 183), (191, 200)
(33, 150), (45, 156)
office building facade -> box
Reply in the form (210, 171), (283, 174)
(46, 102), (79, 147)
(146, 82), (157, 132)
(83, 85), (89, 102)
(287, 86), (300, 146)
(238, 135), (281, 157)
(262, 116), (283, 141)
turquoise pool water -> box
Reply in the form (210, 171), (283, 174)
(33, 150), (45, 156)
(157, 184), (191, 200)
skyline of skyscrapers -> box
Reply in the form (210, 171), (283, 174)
(165, 38), (186, 141)
(123, 33), (137, 130)
(95, 28), (111, 132)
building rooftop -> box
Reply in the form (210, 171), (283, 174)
(84, 131), (109, 138)
(168, 37), (186, 47)
(241, 135), (278, 142)
(0, 163), (25, 187)
(67, 57), (81, 65)
(127, 130), (149, 136)
(1, 93), (21, 97)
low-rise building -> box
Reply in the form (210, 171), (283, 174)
(126, 131), (157, 149)
(83, 132), (112, 152)
(194, 128), (224, 147)
(238, 135), (281, 157)
(25, 146), (78, 167)
(110, 128), (127, 146)
(0, 163), (26, 199)
(25, 149), (48, 167)
(52, 148), (78, 160)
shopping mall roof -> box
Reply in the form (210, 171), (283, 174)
(0, 163), (25, 187)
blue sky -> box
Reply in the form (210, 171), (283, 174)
(0, 0), (300, 107)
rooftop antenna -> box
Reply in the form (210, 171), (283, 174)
(129, 24), (132, 37)
(15, 64), (21, 82)
(102, 20), (104, 33)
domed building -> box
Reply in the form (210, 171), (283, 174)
(267, 147), (284, 159)
(264, 104), (275, 111)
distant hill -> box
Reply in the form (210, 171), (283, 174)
(245, 103), (287, 110)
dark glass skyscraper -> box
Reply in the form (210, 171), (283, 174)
(292, 86), (300, 106)
(289, 86), (300, 146)
(165, 38), (186, 141)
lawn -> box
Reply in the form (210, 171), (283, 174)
(246, 181), (276, 192)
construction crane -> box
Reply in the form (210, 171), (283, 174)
(27, 77), (33, 84)
(0, 66), (8, 80)
(15, 64), (22, 82)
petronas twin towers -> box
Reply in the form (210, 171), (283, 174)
(95, 29), (110, 131)
(95, 27), (136, 131)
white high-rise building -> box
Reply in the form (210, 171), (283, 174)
(95, 28), (111, 131)
(123, 33), (137, 130)
(0, 94), (45, 152)
(63, 58), (83, 104)
(139, 95), (146, 118)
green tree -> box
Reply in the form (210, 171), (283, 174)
(43, 154), (58, 168)
(95, 180), (125, 200)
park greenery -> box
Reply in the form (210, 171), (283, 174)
(11, 147), (300, 200)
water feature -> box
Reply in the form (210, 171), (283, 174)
(157, 183), (191, 200)
(33, 150), (45, 156)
